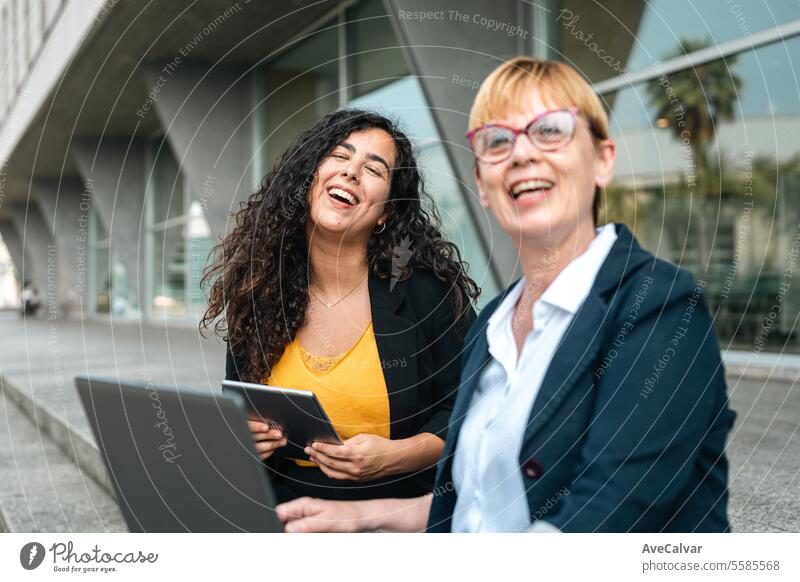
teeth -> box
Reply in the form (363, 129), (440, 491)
(511, 179), (554, 196)
(329, 187), (356, 205)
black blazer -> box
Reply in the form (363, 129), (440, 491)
(428, 224), (736, 532)
(225, 268), (475, 500)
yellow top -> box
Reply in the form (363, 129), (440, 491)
(265, 322), (391, 467)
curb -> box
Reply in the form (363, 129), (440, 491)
(0, 374), (114, 497)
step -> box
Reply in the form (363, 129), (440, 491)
(0, 378), (126, 532)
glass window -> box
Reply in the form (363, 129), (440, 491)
(263, 19), (340, 168)
(550, 0), (800, 84)
(151, 139), (184, 225)
(346, 0), (409, 100)
(603, 37), (800, 352)
(0, 235), (19, 309)
(89, 207), (136, 317)
(147, 140), (213, 320)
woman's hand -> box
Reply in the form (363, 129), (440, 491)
(277, 495), (433, 533)
(247, 418), (287, 460)
(305, 433), (398, 481)
(276, 497), (374, 533)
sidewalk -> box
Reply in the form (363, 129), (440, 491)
(1, 311), (798, 532)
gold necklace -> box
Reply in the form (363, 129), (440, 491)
(309, 274), (367, 309)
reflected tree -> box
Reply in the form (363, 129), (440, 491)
(646, 38), (743, 272)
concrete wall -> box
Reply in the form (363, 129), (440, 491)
(384, 0), (523, 284)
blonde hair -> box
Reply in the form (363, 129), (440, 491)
(469, 56), (609, 222)
(469, 56), (608, 140)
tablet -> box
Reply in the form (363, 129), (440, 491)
(76, 375), (283, 532)
(221, 380), (342, 459)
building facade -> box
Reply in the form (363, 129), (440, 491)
(0, 0), (798, 354)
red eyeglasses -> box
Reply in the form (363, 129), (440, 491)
(466, 107), (579, 164)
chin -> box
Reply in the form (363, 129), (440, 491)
(503, 207), (559, 239)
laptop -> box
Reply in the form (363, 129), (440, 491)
(76, 375), (283, 532)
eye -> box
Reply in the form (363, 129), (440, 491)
(366, 165), (383, 177)
(331, 152), (348, 160)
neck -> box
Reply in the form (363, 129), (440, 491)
(307, 229), (369, 293)
(515, 219), (597, 305)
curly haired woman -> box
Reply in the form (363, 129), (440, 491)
(201, 109), (479, 502)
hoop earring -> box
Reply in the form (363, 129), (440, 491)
(373, 222), (386, 234)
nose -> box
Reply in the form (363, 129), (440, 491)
(510, 131), (541, 166)
(340, 163), (360, 183)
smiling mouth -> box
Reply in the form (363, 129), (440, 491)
(328, 186), (358, 206)
(510, 179), (555, 200)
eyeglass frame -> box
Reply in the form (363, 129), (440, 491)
(465, 106), (582, 164)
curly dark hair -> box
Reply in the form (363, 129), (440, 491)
(200, 109), (480, 383)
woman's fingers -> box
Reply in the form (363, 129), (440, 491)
(255, 439), (287, 453)
(252, 429), (284, 442)
(276, 497), (319, 524)
(307, 448), (348, 472)
(312, 457), (354, 480)
(247, 419), (271, 433)
(310, 441), (353, 460)
(276, 498), (364, 532)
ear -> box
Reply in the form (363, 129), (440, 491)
(594, 138), (616, 189)
(474, 165), (490, 208)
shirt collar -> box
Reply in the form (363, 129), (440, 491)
(539, 223), (618, 314)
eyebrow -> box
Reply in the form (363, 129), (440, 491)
(337, 142), (391, 173)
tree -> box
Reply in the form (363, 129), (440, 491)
(646, 38), (743, 272)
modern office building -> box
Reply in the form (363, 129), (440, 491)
(1, 0), (799, 354)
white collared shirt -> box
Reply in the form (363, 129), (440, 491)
(451, 224), (618, 533)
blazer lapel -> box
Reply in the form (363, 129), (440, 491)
(441, 325), (492, 458)
(519, 223), (651, 450)
(439, 282), (516, 460)
(368, 272), (419, 439)
(519, 293), (608, 450)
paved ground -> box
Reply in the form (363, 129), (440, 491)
(0, 310), (798, 532)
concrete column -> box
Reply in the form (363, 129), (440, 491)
(384, 0), (521, 284)
(31, 177), (90, 317)
(8, 200), (54, 309)
(140, 63), (252, 239)
(0, 217), (26, 280)
(71, 138), (147, 312)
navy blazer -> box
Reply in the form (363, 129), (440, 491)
(428, 224), (736, 532)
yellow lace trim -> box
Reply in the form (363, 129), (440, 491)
(298, 344), (346, 374)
